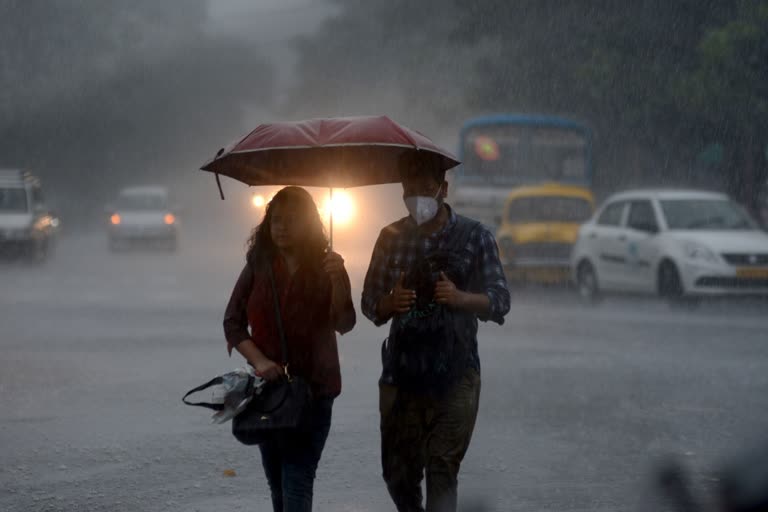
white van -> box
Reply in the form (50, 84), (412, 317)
(0, 169), (59, 262)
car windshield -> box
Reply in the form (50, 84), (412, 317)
(116, 193), (168, 211)
(660, 199), (757, 230)
(0, 187), (28, 213)
(507, 195), (592, 223)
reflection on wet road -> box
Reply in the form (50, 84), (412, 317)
(1, 233), (767, 511)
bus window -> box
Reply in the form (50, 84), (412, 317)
(459, 123), (588, 187)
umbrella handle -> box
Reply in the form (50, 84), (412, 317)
(329, 187), (333, 252)
(215, 173), (225, 200)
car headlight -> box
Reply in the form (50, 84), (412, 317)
(682, 242), (718, 263)
(252, 194), (266, 208)
(32, 217), (52, 231)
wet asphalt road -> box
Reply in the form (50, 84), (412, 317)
(1, 231), (767, 512)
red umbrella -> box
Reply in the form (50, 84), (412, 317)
(201, 115), (458, 188)
(200, 115), (459, 246)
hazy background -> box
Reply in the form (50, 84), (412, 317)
(1, 3), (767, 511)
(2, 0), (766, 233)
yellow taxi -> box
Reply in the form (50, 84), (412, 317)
(496, 183), (595, 283)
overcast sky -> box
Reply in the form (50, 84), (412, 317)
(206, 0), (336, 94)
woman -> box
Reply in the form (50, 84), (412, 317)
(223, 186), (356, 512)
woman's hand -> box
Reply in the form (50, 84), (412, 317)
(323, 252), (347, 283)
(233, 340), (285, 381)
(324, 251), (356, 334)
(253, 356), (284, 381)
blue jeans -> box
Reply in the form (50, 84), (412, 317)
(258, 398), (333, 512)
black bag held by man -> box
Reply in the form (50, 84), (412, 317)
(231, 260), (312, 446)
(385, 217), (480, 394)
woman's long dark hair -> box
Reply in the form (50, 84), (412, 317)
(246, 186), (329, 269)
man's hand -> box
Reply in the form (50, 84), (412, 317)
(434, 272), (464, 307)
(323, 252), (347, 283)
(435, 272), (493, 316)
(391, 272), (417, 313)
(378, 272), (417, 317)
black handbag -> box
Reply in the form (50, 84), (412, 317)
(231, 261), (312, 446)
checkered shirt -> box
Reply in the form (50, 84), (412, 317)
(361, 205), (511, 375)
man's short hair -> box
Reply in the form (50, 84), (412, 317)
(398, 151), (446, 184)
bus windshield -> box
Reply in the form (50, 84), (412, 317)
(458, 124), (588, 187)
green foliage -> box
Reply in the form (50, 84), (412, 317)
(288, 1), (767, 207)
(677, 2), (768, 130)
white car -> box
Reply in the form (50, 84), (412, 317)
(107, 186), (178, 251)
(571, 189), (768, 304)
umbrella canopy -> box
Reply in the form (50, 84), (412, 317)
(200, 115), (460, 189)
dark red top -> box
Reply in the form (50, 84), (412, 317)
(223, 255), (354, 398)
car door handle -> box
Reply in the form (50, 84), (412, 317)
(588, 232), (597, 239)
(617, 235), (627, 242)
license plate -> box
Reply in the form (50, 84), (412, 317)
(736, 267), (768, 278)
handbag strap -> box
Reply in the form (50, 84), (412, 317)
(181, 376), (226, 411)
(267, 260), (289, 366)
(182, 373), (257, 411)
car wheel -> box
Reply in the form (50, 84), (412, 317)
(658, 260), (699, 309)
(577, 260), (601, 304)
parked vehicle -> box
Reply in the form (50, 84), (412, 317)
(572, 189), (768, 304)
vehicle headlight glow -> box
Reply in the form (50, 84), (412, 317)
(252, 194), (266, 208)
(322, 190), (355, 226)
(32, 216), (52, 231)
(682, 241), (718, 263)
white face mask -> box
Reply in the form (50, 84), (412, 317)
(404, 185), (442, 226)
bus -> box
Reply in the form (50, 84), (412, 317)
(450, 114), (593, 228)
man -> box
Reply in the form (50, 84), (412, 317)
(361, 157), (511, 512)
